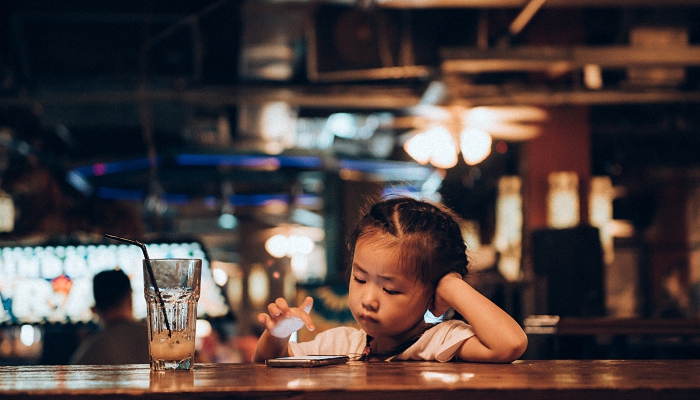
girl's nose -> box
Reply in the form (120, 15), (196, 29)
(361, 288), (379, 311)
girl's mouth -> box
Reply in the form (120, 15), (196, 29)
(359, 314), (379, 324)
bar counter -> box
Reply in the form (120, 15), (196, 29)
(1, 360), (699, 399)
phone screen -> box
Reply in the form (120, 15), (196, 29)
(265, 355), (350, 368)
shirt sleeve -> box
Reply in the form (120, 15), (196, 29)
(289, 326), (366, 358)
(395, 320), (476, 362)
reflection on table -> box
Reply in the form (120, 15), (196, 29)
(1, 360), (700, 399)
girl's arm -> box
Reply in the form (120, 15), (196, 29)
(432, 273), (528, 363)
(252, 297), (315, 363)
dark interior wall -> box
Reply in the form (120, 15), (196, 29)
(521, 106), (592, 232)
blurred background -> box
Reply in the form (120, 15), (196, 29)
(2, 0), (700, 364)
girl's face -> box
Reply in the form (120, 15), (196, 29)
(349, 237), (432, 347)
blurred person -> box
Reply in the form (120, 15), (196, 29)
(70, 269), (149, 365)
(196, 323), (246, 363)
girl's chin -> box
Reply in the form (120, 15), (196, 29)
(358, 322), (384, 337)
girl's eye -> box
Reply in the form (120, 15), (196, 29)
(353, 276), (366, 284)
(384, 289), (401, 295)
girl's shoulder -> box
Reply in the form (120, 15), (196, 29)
(394, 320), (475, 362)
(426, 319), (474, 338)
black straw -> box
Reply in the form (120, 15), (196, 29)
(104, 234), (172, 337)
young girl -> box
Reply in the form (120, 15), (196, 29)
(253, 197), (528, 363)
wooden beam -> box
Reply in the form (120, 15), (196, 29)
(376, 0), (700, 8)
(441, 45), (700, 74)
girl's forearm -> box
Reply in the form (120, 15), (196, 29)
(252, 330), (291, 363)
(445, 279), (528, 361)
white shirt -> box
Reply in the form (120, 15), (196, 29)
(289, 320), (475, 362)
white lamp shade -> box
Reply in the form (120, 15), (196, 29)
(460, 128), (492, 166)
(428, 126), (458, 169)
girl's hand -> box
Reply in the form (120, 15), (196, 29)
(258, 296), (315, 338)
(430, 272), (463, 317)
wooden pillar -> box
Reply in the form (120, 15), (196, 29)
(520, 105), (592, 317)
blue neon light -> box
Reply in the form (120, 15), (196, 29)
(70, 157), (156, 178)
(175, 154), (323, 169)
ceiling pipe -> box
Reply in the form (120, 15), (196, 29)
(496, 0), (547, 47)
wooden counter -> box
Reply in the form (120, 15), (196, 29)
(1, 360), (699, 399)
(556, 317), (700, 336)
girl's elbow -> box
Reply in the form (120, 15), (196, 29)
(501, 333), (529, 363)
(490, 333), (528, 363)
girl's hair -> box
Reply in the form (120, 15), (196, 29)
(347, 196), (469, 292)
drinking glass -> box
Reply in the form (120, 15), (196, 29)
(143, 258), (201, 371)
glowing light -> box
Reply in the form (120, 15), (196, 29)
(287, 378), (315, 388)
(326, 113), (357, 138)
(212, 268), (229, 287)
(460, 128), (492, 166)
(265, 232), (315, 259)
(287, 235), (314, 256)
(400, 105), (544, 167)
(584, 64), (603, 90)
(421, 371), (476, 383)
(493, 176), (523, 282)
(19, 325), (35, 346)
(265, 234), (289, 258)
(51, 274), (73, 296)
(610, 220), (635, 238)
(548, 171), (580, 228)
(260, 102), (293, 141)
(428, 126), (458, 169)
(462, 106), (546, 141)
(464, 106), (548, 127)
(590, 176), (614, 264)
(92, 163), (107, 177)
(404, 126), (458, 169)
(290, 254), (309, 280)
(496, 140), (508, 154)
(218, 213), (238, 230)
(196, 319), (212, 338)
(248, 265), (270, 308)
(403, 131), (432, 165)
(422, 371), (459, 383)
(194, 319), (212, 351)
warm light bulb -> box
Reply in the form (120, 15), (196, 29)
(326, 113), (357, 138)
(462, 106), (547, 141)
(547, 171), (580, 228)
(248, 265), (270, 308)
(19, 325), (35, 347)
(196, 319), (212, 338)
(265, 234), (288, 258)
(260, 101), (292, 141)
(286, 235), (314, 256)
(460, 128), (492, 165)
(403, 132), (431, 165)
(212, 268), (229, 286)
(427, 126), (458, 169)
(290, 254), (309, 280)
(463, 106), (548, 127)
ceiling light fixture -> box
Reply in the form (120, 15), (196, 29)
(404, 104), (548, 168)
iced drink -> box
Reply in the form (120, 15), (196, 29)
(144, 259), (201, 371)
(150, 331), (195, 369)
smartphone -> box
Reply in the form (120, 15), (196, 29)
(266, 355), (350, 368)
